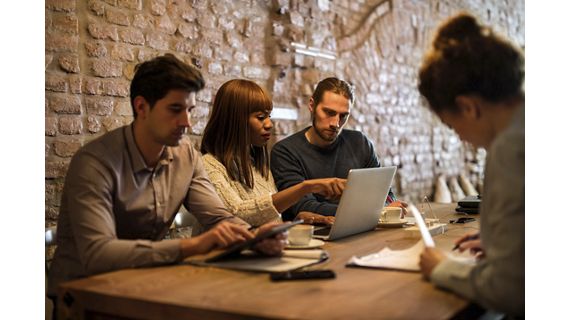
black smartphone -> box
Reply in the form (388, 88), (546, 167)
(270, 270), (336, 281)
(449, 217), (476, 224)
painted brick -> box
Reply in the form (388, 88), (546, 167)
(118, 0), (142, 10)
(201, 30), (223, 46)
(52, 14), (78, 34)
(119, 28), (145, 45)
(46, 74), (68, 92)
(218, 17), (235, 31)
(197, 14), (216, 29)
(177, 23), (198, 40)
(137, 48), (157, 62)
(92, 58), (123, 77)
(208, 62), (223, 75)
(234, 51), (249, 63)
(225, 64), (242, 77)
(244, 66), (270, 80)
(132, 14), (150, 28)
(106, 8), (130, 26)
(173, 40), (192, 54)
(46, 54), (54, 69)
(146, 31), (169, 50)
(192, 42), (212, 59)
(88, 23), (119, 41)
(54, 139), (82, 157)
(88, 0), (105, 16)
(69, 76), (82, 94)
(46, 117), (58, 136)
(180, 8), (196, 22)
(58, 53), (80, 73)
(215, 47), (232, 62)
(225, 33), (242, 49)
(111, 44), (135, 61)
(100, 79), (130, 97)
(83, 77), (102, 95)
(46, 0), (75, 12)
(115, 101), (133, 116)
(86, 96), (115, 115)
(87, 115), (102, 133)
(196, 88), (213, 103)
(46, 33), (78, 52)
(156, 15), (177, 35)
(58, 116), (83, 135)
(46, 161), (69, 179)
(150, 0), (166, 15)
(103, 117), (124, 131)
(48, 94), (81, 114)
(85, 42), (108, 57)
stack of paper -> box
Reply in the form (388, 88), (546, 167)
(346, 241), (424, 271)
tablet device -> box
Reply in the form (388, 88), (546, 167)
(205, 220), (303, 262)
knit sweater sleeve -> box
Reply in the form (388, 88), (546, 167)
(202, 154), (281, 227)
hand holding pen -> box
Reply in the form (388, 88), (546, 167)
(452, 232), (484, 259)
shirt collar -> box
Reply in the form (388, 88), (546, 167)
(125, 124), (149, 173)
(125, 124), (175, 173)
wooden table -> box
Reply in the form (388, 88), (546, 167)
(57, 203), (480, 320)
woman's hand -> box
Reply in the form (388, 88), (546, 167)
(297, 211), (335, 226)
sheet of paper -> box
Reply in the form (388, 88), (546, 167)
(346, 241), (424, 271)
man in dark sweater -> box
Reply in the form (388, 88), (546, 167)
(270, 77), (400, 221)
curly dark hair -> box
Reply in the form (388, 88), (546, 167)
(418, 13), (524, 113)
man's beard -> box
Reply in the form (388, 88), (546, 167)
(312, 117), (338, 142)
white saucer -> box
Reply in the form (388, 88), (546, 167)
(377, 219), (408, 228)
(286, 239), (325, 249)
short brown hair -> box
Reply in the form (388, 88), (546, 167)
(418, 13), (524, 113)
(311, 77), (355, 108)
(201, 79), (273, 188)
(130, 54), (205, 118)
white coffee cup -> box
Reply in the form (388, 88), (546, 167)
(380, 207), (403, 223)
(288, 225), (314, 246)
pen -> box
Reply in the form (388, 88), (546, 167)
(452, 235), (479, 251)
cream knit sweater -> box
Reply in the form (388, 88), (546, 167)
(202, 153), (282, 227)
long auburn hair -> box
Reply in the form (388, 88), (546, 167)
(201, 79), (273, 189)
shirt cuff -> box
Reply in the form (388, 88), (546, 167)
(430, 257), (476, 299)
(147, 239), (183, 263)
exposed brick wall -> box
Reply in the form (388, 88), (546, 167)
(45, 0), (524, 227)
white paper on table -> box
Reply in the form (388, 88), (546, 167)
(346, 241), (424, 271)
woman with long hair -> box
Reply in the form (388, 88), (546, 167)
(418, 13), (524, 317)
(201, 79), (345, 227)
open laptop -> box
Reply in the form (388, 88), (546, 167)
(313, 166), (397, 241)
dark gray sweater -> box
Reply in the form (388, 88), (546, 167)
(270, 127), (395, 220)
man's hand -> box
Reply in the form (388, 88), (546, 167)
(387, 200), (409, 217)
(419, 247), (446, 280)
(180, 221), (253, 257)
(306, 178), (347, 201)
(454, 231), (484, 259)
(252, 222), (288, 256)
(297, 211), (335, 226)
